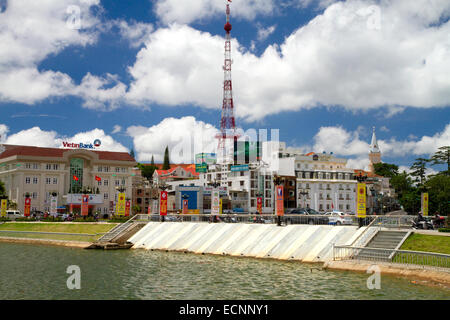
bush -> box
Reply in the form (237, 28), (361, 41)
(41, 217), (64, 222)
(0, 217), (11, 222)
(107, 216), (132, 223)
(15, 217), (37, 222)
(438, 228), (450, 233)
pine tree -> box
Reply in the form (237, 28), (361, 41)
(430, 146), (450, 175)
(162, 146), (170, 170)
(410, 157), (429, 187)
(151, 155), (155, 166)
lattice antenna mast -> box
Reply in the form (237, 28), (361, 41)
(216, 1), (238, 154)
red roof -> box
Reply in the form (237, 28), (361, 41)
(155, 164), (199, 177)
(354, 169), (381, 178)
(0, 144), (136, 162)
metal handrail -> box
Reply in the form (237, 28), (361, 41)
(350, 216), (380, 247)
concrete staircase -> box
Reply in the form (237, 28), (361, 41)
(356, 231), (409, 261)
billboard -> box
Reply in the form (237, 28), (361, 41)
(357, 183), (366, 218)
(421, 193), (429, 216)
(81, 195), (89, 216)
(211, 189), (220, 215)
(231, 164), (249, 172)
(116, 193), (126, 216)
(195, 153), (217, 173)
(182, 199), (188, 214)
(50, 196), (58, 215)
(257, 197), (262, 214)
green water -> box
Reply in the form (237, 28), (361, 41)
(0, 243), (449, 300)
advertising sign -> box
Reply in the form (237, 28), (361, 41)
(116, 193), (126, 216)
(50, 196), (58, 215)
(357, 183), (366, 218)
(125, 200), (131, 217)
(211, 189), (220, 215)
(421, 193), (429, 216)
(230, 164), (249, 172)
(1, 199), (7, 217)
(195, 153), (217, 173)
(24, 197), (31, 217)
(160, 191), (168, 216)
(257, 197), (262, 214)
(81, 195), (89, 216)
(220, 199), (223, 214)
(276, 186), (284, 216)
(182, 199), (188, 214)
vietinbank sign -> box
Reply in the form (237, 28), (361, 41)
(62, 139), (102, 149)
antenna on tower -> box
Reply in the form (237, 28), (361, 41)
(215, 0), (240, 162)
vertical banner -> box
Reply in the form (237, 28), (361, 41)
(116, 193), (126, 216)
(24, 197), (31, 217)
(182, 199), (188, 214)
(421, 193), (429, 216)
(70, 203), (73, 215)
(211, 189), (220, 215)
(125, 200), (131, 217)
(50, 196), (58, 215)
(160, 191), (168, 216)
(357, 183), (366, 218)
(276, 186), (284, 216)
(147, 204), (151, 215)
(1, 199), (7, 217)
(81, 195), (89, 216)
(257, 197), (262, 214)
(219, 199), (223, 215)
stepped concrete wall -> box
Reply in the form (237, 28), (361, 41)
(128, 222), (360, 263)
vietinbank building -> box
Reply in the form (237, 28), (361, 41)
(0, 144), (136, 216)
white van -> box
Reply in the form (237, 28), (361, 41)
(6, 210), (23, 220)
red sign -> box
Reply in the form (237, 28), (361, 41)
(125, 200), (131, 217)
(160, 191), (168, 216)
(24, 198), (31, 217)
(276, 186), (284, 216)
(182, 199), (188, 214)
(257, 197), (262, 214)
(81, 195), (89, 216)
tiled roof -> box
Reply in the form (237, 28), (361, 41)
(353, 169), (381, 178)
(0, 144), (136, 162)
(154, 164), (199, 177)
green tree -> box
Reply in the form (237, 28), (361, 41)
(430, 146), (450, 176)
(0, 180), (5, 198)
(374, 163), (399, 178)
(424, 174), (450, 215)
(138, 163), (157, 181)
(410, 157), (429, 187)
(390, 171), (414, 199)
(162, 146), (170, 170)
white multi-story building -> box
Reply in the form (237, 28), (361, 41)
(0, 144), (136, 216)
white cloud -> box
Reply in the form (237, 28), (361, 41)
(127, 116), (219, 163)
(115, 20), (153, 48)
(154, 0), (276, 25)
(125, 0), (450, 121)
(112, 125), (122, 134)
(257, 24), (276, 41)
(1, 125), (127, 152)
(0, 124), (10, 143)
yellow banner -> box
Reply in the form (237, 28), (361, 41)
(421, 193), (429, 216)
(116, 193), (126, 216)
(1, 199), (7, 217)
(357, 183), (366, 218)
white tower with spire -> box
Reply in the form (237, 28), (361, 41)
(368, 126), (381, 173)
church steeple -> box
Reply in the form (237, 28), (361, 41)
(370, 126), (380, 154)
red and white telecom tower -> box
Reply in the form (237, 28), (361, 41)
(216, 0), (239, 160)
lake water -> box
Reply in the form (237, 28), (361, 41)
(0, 243), (449, 300)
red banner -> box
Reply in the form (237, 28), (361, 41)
(160, 191), (168, 216)
(148, 204), (151, 215)
(182, 199), (188, 214)
(125, 200), (131, 217)
(81, 195), (89, 216)
(257, 197), (262, 214)
(24, 198), (31, 217)
(276, 186), (284, 216)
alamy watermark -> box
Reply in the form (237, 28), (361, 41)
(66, 5), (81, 30)
(66, 265), (81, 290)
(366, 265), (381, 290)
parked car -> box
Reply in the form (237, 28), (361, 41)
(285, 208), (329, 225)
(325, 211), (353, 225)
(6, 210), (24, 220)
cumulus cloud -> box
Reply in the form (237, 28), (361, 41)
(125, 0), (450, 121)
(154, 0), (276, 25)
(0, 125), (127, 152)
(112, 125), (122, 134)
(257, 24), (276, 41)
(127, 116), (219, 163)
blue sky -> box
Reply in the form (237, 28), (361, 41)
(0, 0), (449, 172)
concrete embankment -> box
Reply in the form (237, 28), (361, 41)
(0, 237), (91, 248)
(128, 222), (365, 263)
(324, 260), (450, 287)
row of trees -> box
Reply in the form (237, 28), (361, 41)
(374, 146), (450, 215)
(135, 146), (171, 181)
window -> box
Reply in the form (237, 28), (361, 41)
(240, 181), (244, 186)
(104, 180), (109, 186)
(53, 164), (59, 170)
(32, 192), (38, 199)
(33, 177), (38, 184)
(115, 167), (120, 173)
(121, 179), (126, 186)
(46, 178), (51, 185)
(53, 178), (58, 184)
(115, 180), (120, 186)
(25, 163), (31, 169)
(121, 167), (126, 173)
(98, 166), (103, 172)
(46, 164), (52, 170)
(33, 163), (39, 169)
(25, 177), (31, 184)
(104, 193), (109, 200)
(104, 166), (109, 172)
(98, 180), (102, 186)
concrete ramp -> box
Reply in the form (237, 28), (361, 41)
(129, 222), (359, 263)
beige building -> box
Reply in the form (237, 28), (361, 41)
(0, 144), (136, 216)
